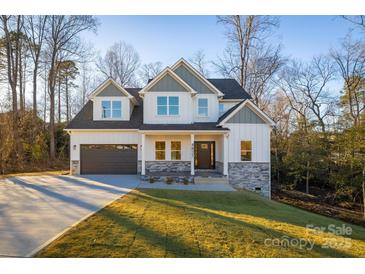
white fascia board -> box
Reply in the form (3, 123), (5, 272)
(65, 129), (139, 133)
(89, 78), (136, 102)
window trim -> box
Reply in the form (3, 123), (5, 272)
(156, 96), (180, 116)
(240, 140), (252, 162)
(170, 141), (182, 161)
(155, 141), (166, 160)
(197, 98), (208, 117)
(101, 100), (122, 119)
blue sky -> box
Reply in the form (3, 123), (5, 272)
(82, 16), (361, 73)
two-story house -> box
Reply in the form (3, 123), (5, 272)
(65, 58), (275, 197)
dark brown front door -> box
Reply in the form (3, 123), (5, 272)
(80, 144), (138, 174)
(194, 141), (215, 169)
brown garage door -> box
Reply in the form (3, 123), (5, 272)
(80, 144), (138, 174)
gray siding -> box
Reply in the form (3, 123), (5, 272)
(96, 83), (126, 97)
(149, 74), (188, 92)
(174, 65), (214, 94)
(227, 105), (265, 124)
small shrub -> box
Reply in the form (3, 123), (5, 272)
(182, 177), (189, 185)
(149, 177), (156, 184)
(165, 177), (174, 184)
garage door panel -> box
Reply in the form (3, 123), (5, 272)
(80, 144), (137, 174)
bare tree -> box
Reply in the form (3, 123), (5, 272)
(278, 56), (336, 133)
(96, 41), (140, 87)
(0, 15), (22, 159)
(214, 15), (284, 110)
(45, 15), (97, 160)
(331, 36), (365, 126)
(342, 16), (365, 30)
(189, 50), (210, 77)
(24, 15), (48, 118)
(138, 61), (162, 84)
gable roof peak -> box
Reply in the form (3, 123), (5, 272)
(88, 78), (137, 103)
(171, 58), (224, 97)
(138, 67), (197, 96)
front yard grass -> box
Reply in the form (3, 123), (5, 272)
(36, 189), (365, 258)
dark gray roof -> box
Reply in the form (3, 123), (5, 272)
(139, 123), (228, 131)
(207, 79), (252, 100)
(65, 88), (143, 130)
(217, 100), (246, 123)
(66, 82), (250, 130)
(148, 78), (251, 100)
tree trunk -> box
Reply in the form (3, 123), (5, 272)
(32, 64), (38, 117)
(362, 166), (365, 219)
(18, 45), (23, 112)
(65, 77), (69, 123)
(306, 160), (310, 194)
(58, 78), (61, 123)
(48, 50), (57, 161)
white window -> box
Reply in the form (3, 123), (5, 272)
(198, 98), (208, 116)
(171, 141), (181, 160)
(157, 96), (179, 116)
(102, 100), (122, 118)
(240, 141), (252, 161)
(219, 103), (225, 116)
(155, 141), (166, 160)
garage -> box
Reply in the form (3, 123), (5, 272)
(80, 144), (138, 174)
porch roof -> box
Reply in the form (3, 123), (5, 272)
(139, 122), (229, 132)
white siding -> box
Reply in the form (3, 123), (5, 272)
(143, 92), (221, 124)
(92, 96), (131, 121)
(193, 94), (219, 122)
(143, 134), (223, 162)
(70, 131), (141, 161)
(143, 92), (192, 124)
(226, 123), (271, 162)
(145, 135), (191, 161)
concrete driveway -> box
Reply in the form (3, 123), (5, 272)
(0, 175), (140, 257)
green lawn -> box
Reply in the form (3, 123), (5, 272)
(36, 189), (365, 258)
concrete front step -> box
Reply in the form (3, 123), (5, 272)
(194, 176), (229, 184)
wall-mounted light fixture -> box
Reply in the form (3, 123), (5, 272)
(73, 145), (77, 151)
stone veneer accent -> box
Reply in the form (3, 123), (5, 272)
(228, 162), (270, 198)
(145, 161), (191, 173)
(137, 160), (142, 174)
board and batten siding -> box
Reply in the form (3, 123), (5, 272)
(226, 123), (271, 162)
(227, 105), (265, 124)
(144, 135), (191, 161)
(70, 131), (141, 162)
(193, 94), (220, 122)
(143, 92), (221, 124)
(173, 64), (214, 94)
(148, 74), (188, 92)
(96, 84), (127, 97)
(143, 92), (193, 124)
(144, 134), (223, 162)
(92, 96), (131, 121)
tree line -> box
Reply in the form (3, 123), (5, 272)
(0, 15), (364, 217)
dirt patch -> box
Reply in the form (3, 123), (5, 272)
(272, 188), (365, 227)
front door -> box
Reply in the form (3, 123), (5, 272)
(194, 141), (215, 169)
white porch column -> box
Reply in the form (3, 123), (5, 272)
(141, 133), (146, 175)
(190, 134), (195, 175)
(223, 133), (228, 175)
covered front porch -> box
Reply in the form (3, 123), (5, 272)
(139, 130), (229, 177)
